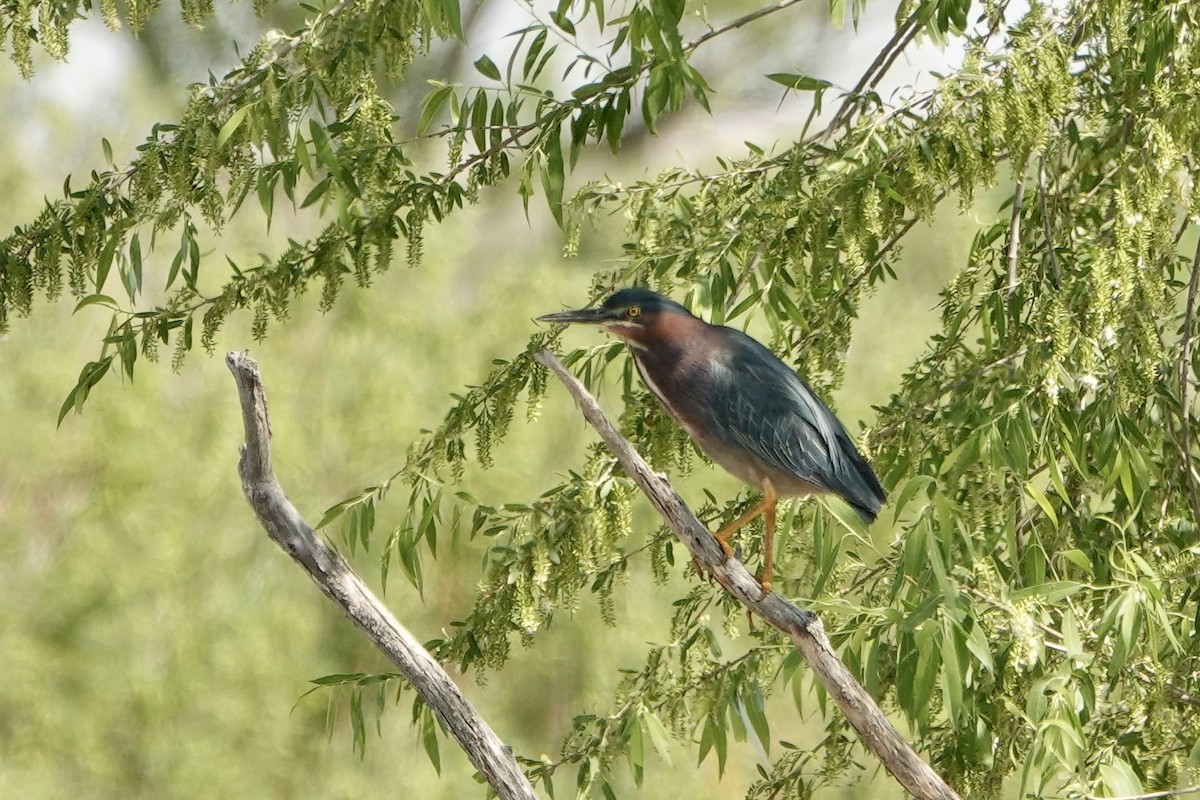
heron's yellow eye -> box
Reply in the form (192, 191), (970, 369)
(627, 306), (640, 319)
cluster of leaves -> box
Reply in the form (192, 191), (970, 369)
(4, 0), (463, 423)
(1, 0), (283, 77)
(8, 0), (1200, 798)
(3, 0), (746, 425)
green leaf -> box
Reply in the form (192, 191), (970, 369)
(489, 97), (505, 151)
(58, 356), (114, 426)
(740, 686), (771, 758)
(309, 120), (335, 169)
(641, 710), (674, 766)
(940, 619), (964, 722)
(1098, 757), (1143, 797)
(828, 0), (846, 28)
(766, 72), (833, 92)
(310, 673), (368, 686)
(350, 690), (366, 757)
(473, 55), (501, 81)
(166, 228), (187, 291)
(1023, 480), (1058, 529)
(1047, 454), (1070, 502)
(571, 82), (607, 100)
(549, 10), (575, 35)
(1188, 735), (1200, 767)
(1061, 607), (1086, 662)
(628, 714), (644, 785)
(423, 0), (462, 38)
(294, 128), (314, 176)
(963, 620), (994, 673)
(530, 43), (558, 83)
(421, 707), (441, 774)
(417, 83), (455, 134)
(299, 177), (331, 209)
(523, 29), (547, 80)
(73, 294), (119, 313)
(1059, 548), (1094, 576)
(540, 123), (565, 228)
(1009, 581), (1084, 603)
(96, 229), (121, 292)
(216, 103), (253, 150)
(123, 233), (143, 301)
(470, 90), (489, 151)
(697, 717), (715, 766)
(891, 474), (935, 523)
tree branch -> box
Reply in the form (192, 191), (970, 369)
(687, 0), (811, 53)
(224, 351), (538, 800)
(1085, 785), (1200, 800)
(1007, 178), (1026, 295)
(535, 349), (962, 800)
(1179, 235), (1200, 522)
(1037, 156), (1061, 284)
(821, 10), (922, 139)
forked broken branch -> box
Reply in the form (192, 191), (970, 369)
(225, 351), (538, 800)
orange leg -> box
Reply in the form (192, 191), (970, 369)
(712, 479), (778, 594)
(713, 497), (769, 557)
(759, 479), (778, 592)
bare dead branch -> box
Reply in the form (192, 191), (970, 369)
(225, 351), (538, 800)
(536, 349), (962, 800)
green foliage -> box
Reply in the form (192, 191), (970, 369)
(7, 0), (1200, 798)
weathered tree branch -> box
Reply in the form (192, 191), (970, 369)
(536, 349), (962, 800)
(225, 351), (538, 800)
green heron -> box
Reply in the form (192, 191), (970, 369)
(539, 288), (886, 590)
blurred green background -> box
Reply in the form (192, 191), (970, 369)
(0, 5), (984, 798)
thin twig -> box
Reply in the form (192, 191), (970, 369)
(1007, 178), (1026, 295)
(537, 349), (962, 800)
(1085, 784), (1200, 800)
(1178, 235), (1200, 520)
(224, 352), (538, 800)
(821, 11), (922, 139)
(687, 0), (811, 53)
(1037, 157), (1061, 284)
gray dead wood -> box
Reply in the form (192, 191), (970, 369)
(536, 348), (962, 800)
(225, 351), (538, 800)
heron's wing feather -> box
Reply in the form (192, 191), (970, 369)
(703, 331), (886, 521)
(706, 333), (846, 490)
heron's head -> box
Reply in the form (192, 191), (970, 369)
(538, 288), (694, 347)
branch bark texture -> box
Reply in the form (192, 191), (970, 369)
(536, 349), (962, 800)
(225, 351), (538, 800)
